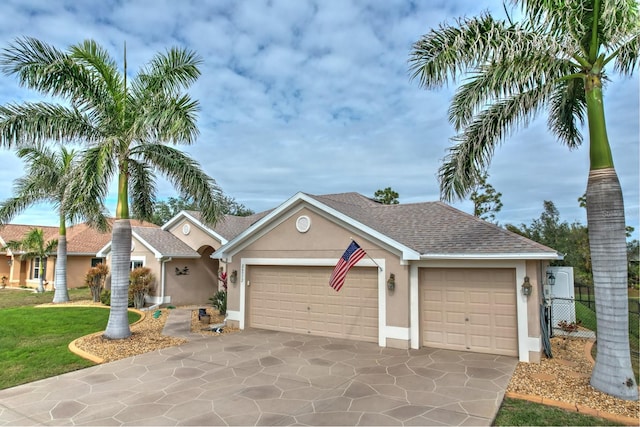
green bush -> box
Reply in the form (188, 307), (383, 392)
(209, 290), (227, 315)
(100, 290), (110, 305)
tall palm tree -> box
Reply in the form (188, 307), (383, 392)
(4, 228), (57, 293)
(409, 0), (638, 400)
(0, 144), (107, 303)
(0, 38), (223, 339)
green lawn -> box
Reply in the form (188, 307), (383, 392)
(493, 398), (624, 426)
(0, 288), (139, 390)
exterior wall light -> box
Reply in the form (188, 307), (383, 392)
(230, 270), (238, 284)
(547, 272), (556, 286)
(387, 273), (395, 291)
(522, 276), (533, 297)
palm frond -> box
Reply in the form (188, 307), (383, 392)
(613, 32), (640, 75)
(0, 102), (100, 147)
(547, 77), (586, 148)
(131, 144), (223, 225)
(0, 37), (113, 115)
(449, 52), (574, 130)
(127, 158), (156, 222)
(439, 85), (549, 202)
(63, 144), (115, 226)
(134, 93), (200, 145)
(135, 47), (202, 96)
(409, 14), (565, 89)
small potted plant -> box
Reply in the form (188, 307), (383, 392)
(1, 275), (7, 289)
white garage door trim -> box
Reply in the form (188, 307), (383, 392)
(229, 257), (388, 346)
(409, 260), (531, 362)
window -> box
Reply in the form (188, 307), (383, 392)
(131, 260), (144, 270)
(32, 257), (44, 279)
(91, 258), (104, 267)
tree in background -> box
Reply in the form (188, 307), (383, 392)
(469, 173), (503, 223)
(373, 187), (399, 205)
(3, 228), (57, 293)
(410, 0), (639, 399)
(151, 194), (254, 225)
(507, 201), (592, 285)
(0, 38), (223, 340)
(0, 144), (107, 303)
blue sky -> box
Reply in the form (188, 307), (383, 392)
(0, 0), (638, 237)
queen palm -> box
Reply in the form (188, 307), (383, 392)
(0, 144), (106, 303)
(4, 228), (57, 293)
(410, 0), (638, 400)
(0, 38), (223, 339)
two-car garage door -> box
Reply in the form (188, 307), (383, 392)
(247, 265), (378, 343)
(420, 268), (518, 356)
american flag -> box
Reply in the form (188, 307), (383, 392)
(329, 241), (366, 291)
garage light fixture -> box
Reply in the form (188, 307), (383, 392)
(230, 270), (238, 284)
(387, 273), (395, 291)
(521, 276), (532, 297)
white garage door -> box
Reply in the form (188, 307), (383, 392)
(248, 265), (378, 342)
(420, 268), (518, 356)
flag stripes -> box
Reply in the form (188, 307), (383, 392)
(329, 240), (366, 291)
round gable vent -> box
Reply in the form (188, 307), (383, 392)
(182, 223), (191, 235)
(296, 215), (311, 233)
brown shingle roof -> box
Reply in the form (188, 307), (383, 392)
(1, 219), (159, 255)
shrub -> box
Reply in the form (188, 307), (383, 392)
(129, 267), (155, 309)
(100, 289), (111, 306)
(85, 263), (109, 302)
(209, 290), (227, 315)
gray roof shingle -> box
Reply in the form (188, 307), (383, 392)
(133, 227), (200, 258)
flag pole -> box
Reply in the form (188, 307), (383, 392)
(351, 238), (383, 271)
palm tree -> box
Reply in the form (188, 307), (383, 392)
(4, 228), (57, 293)
(0, 38), (223, 339)
(409, 0), (638, 400)
(0, 144), (107, 303)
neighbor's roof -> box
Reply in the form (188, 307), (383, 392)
(0, 219), (159, 255)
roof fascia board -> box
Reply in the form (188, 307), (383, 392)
(96, 242), (111, 257)
(215, 192), (420, 260)
(131, 231), (163, 259)
(162, 211), (228, 244)
(420, 253), (563, 260)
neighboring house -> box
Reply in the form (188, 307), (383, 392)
(0, 219), (157, 289)
(209, 192), (561, 363)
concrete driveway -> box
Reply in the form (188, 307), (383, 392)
(0, 309), (517, 426)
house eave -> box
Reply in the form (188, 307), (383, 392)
(161, 211), (228, 245)
(419, 252), (563, 260)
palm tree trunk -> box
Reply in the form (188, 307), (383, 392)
(587, 168), (638, 400)
(37, 263), (45, 293)
(103, 219), (132, 339)
(52, 232), (69, 303)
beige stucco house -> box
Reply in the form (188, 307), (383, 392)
(0, 220), (157, 290)
(207, 192), (561, 363)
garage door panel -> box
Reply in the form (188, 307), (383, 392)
(249, 265), (377, 342)
(420, 268), (518, 357)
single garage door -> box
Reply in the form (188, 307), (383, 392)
(248, 265), (378, 342)
(420, 268), (518, 356)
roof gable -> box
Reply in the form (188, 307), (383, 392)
(213, 192), (560, 261)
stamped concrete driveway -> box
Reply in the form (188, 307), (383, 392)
(0, 309), (517, 426)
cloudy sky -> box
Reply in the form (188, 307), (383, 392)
(0, 0), (638, 237)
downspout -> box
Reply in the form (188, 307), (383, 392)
(161, 257), (172, 304)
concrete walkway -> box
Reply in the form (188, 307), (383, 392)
(0, 309), (517, 426)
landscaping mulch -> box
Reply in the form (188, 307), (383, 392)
(506, 336), (639, 420)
